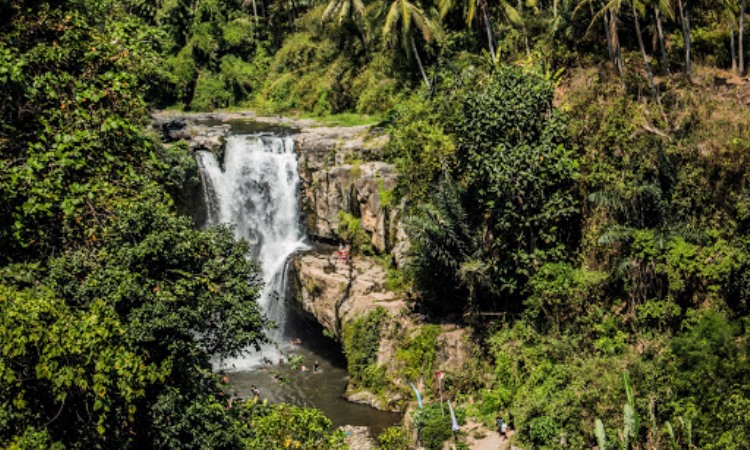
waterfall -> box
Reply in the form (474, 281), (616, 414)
(196, 133), (308, 370)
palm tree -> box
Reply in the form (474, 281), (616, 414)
(651, 0), (673, 73)
(631, 0), (659, 98)
(241, 0), (258, 18)
(712, 0), (745, 75)
(718, 0), (740, 73)
(382, 0), (439, 87)
(578, 0), (625, 78)
(676, 0), (692, 80)
(322, 0), (370, 56)
(581, 0), (658, 97)
(740, 0), (746, 75)
(439, 0), (522, 62)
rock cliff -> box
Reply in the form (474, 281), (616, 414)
(290, 245), (405, 339)
(294, 126), (408, 263)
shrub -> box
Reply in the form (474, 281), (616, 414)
(343, 307), (388, 389)
(219, 54), (264, 103)
(377, 426), (410, 450)
(396, 325), (441, 383)
(413, 403), (466, 450)
(337, 211), (372, 254)
(168, 45), (197, 106)
(190, 71), (230, 111)
(527, 415), (560, 447)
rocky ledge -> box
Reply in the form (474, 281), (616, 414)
(290, 244), (405, 339)
(290, 246), (473, 412)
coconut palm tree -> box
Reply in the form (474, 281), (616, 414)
(740, 0), (746, 75)
(382, 0), (439, 87)
(630, 0), (659, 98)
(439, 0), (522, 62)
(676, 0), (692, 80)
(651, 0), (673, 73)
(577, 0), (625, 78)
(580, 0), (658, 97)
(322, 0), (369, 56)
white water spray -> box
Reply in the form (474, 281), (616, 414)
(196, 134), (308, 370)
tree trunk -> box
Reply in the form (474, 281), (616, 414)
(601, 2), (614, 62)
(359, 18), (370, 61)
(612, 9), (625, 78)
(553, 0), (558, 19)
(655, 7), (669, 73)
(731, 20), (738, 73)
(633, 2), (658, 99)
(411, 37), (431, 89)
(741, 0), (746, 76)
(482, 1), (497, 62)
(677, 0), (691, 80)
(518, 0), (530, 56)
(288, 0), (296, 31)
(251, 0), (258, 18)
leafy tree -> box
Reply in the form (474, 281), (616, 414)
(0, 1), (275, 447)
(0, 284), (165, 447)
(0, 194), (267, 448)
(408, 67), (579, 314)
(239, 401), (347, 449)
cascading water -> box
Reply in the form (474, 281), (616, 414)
(196, 134), (308, 369)
(193, 125), (399, 433)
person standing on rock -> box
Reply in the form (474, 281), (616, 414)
(496, 415), (505, 438)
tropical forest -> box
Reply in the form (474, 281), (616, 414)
(1, 0), (749, 448)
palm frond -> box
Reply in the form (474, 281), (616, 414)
(597, 225), (635, 246)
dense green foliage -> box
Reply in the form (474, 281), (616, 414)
(239, 400), (346, 448)
(342, 307), (389, 391)
(412, 403), (466, 449)
(376, 425), (410, 449)
(405, 67), (579, 315)
(0, 1), (339, 448)
(454, 71), (750, 448)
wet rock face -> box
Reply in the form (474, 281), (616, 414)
(295, 126), (408, 262)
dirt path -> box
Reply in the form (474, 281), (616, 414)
(462, 420), (513, 450)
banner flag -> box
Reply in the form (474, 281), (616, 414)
(448, 401), (459, 432)
(409, 382), (423, 409)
